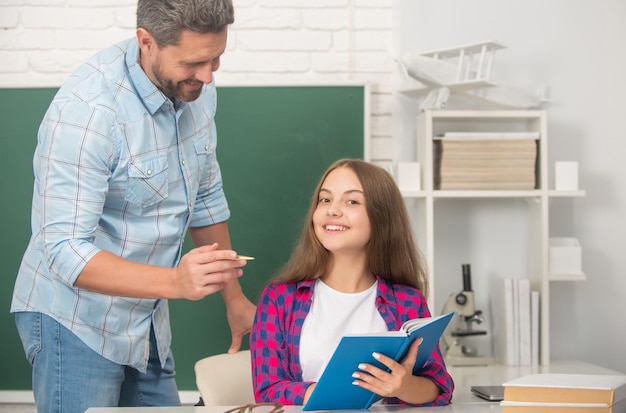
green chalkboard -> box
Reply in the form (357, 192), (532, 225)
(0, 85), (365, 391)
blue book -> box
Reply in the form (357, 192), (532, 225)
(302, 311), (454, 411)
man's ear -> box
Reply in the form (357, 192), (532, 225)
(136, 28), (156, 54)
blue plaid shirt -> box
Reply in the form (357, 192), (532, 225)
(11, 38), (230, 372)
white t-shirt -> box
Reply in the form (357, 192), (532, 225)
(299, 278), (388, 382)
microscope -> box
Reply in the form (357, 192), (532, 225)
(441, 264), (493, 366)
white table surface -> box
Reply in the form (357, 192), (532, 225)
(86, 360), (624, 413)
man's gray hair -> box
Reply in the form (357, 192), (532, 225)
(137, 0), (234, 46)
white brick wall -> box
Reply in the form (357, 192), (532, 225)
(0, 0), (394, 161)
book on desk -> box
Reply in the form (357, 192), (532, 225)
(500, 373), (626, 412)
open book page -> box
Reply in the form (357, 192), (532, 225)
(401, 312), (455, 334)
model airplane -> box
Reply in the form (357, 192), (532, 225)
(397, 41), (548, 110)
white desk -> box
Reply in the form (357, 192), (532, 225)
(86, 360), (624, 413)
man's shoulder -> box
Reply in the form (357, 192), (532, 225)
(57, 39), (137, 103)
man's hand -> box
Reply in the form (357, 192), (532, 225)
(172, 243), (246, 300)
(225, 291), (257, 353)
(186, 222), (256, 351)
(74, 244), (245, 300)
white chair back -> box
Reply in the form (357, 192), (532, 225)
(194, 350), (255, 406)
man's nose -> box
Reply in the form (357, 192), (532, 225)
(195, 68), (213, 84)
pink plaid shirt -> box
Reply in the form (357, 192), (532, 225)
(250, 276), (454, 406)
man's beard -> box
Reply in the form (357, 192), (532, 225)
(152, 63), (203, 102)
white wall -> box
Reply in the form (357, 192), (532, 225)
(0, 0), (394, 163)
(393, 0), (626, 373)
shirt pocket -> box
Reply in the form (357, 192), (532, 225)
(193, 137), (215, 179)
(125, 155), (169, 207)
(194, 137), (212, 157)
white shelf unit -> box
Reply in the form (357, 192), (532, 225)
(404, 109), (585, 366)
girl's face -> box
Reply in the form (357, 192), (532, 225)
(313, 166), (371, 255)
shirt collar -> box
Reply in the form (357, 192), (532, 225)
(125, 40), (170, 116)
(376, 275), (396, 304)
(296, 278), (317, 294)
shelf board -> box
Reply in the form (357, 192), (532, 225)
(548, 189), (586, 197)
(400, 190), (426, 198)
(401, 190), (539, 198)
(401, 189), (586, 199)
(422, 109), (546, 119)
(432, 190), (540, 198)
(549, 272), (587, 282)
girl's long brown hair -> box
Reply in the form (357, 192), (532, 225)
(274, 159), (428, 296)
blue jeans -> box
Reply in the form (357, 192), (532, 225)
(15, 312), (181, 413)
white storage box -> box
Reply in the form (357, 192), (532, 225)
(555, 161), (579, 190)
(549, 237), (582, 274)
(397, 162), (422, 192)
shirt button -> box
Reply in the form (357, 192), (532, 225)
(182, 159), (186, 166)
(205, 145), (209, 151)
(189, 202), (193, 208)
(146, 169), (152, 176)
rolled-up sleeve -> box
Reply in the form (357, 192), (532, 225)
(35, 98), (114, 286)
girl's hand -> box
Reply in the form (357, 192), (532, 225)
(351, 338), (422, 399)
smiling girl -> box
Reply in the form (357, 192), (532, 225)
(250, 159), (454, 407)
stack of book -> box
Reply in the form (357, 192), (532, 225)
(433, 132), (539, 190)
(501, 373), (626, 412)
(490, 277), (540, 367)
